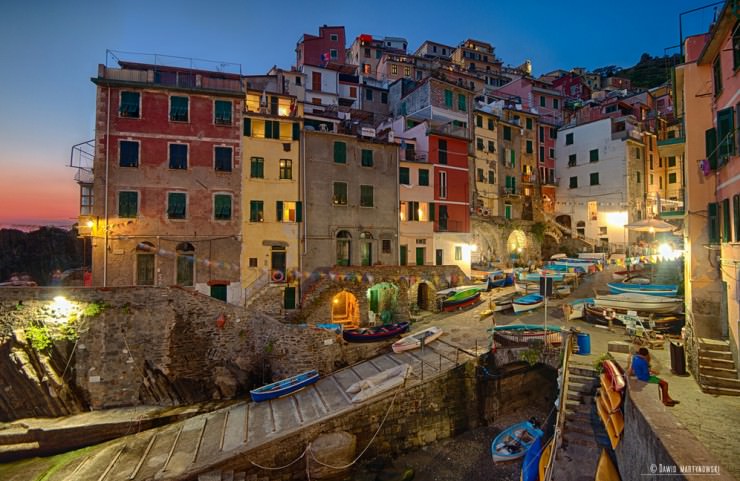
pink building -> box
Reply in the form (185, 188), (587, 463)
(296, 25), (346, 68)
(495, 77), (563, 124)
(551, 73), (592, 101)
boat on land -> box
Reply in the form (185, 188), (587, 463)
(342, 322), (410, 343)
(345, 364), (411, 403)
(488, 270), (515, 288)
(594, 293), (683, 314)
(250, 369), (320, 402)
(392, 326), (443, 353)
(518, 271), (565, 283)
(595, 449), (621, 481)
(491, 420), (544, 463)
(565, 297), (593, 320)
(512, 293), (545, 314)
(544, 263), (587, 274)
(491, 293), (517, 311)
(489, 324), (563, 345)
(441, 288), (482, 311)
(584, 305), (684, 332)
(514, 279), (540, 293)
(607, 282), (678, 297)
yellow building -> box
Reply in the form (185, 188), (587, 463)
(242, 90), (303, 307)
(472, 109), (498, 215)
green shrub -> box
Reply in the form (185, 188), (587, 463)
(26, 324), (52, 352)
(83, 301), (106, 317)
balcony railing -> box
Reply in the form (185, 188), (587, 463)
(502, 187), (519, 197)
(428, 123), (468, 139)
(434, 219), (465, 233)
(521, 173), (536, 184)
(401, 151), (428, 163)
(658, 119), (685, 146)
(100, 66), (243, 94)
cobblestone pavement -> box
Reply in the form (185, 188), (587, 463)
(409, 265), (740, 480)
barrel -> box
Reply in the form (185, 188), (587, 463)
(576, 332), (591, 355)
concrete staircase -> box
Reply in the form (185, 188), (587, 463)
(198, 470), (246, 481)
(551, 363), (610, 481)
(698, 338), (740, 396)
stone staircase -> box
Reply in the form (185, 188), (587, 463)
(698, 338), (740, 396)
(198, 470), (246, 481)
(551, 363), (610, 480)
(244, 283), (290, 322)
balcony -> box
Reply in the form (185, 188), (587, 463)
(658, 119), (685, 146)
(427, 122), (468, 139)
(502, 187), (520, 197)
(434, 219), (465, 233)
(521, 173), (536, 184)
(401, 151), (428, 163)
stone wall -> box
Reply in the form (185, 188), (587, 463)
(181, 361), (557, 481)
(615, 378), (734, 481)
(0, 287), (398, 419)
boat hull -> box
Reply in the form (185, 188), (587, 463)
(250, 370), (320, 402)
(607, 282), (678, 297)
(441, 289), (482, 311)
(594, 293), (682, 314)
(392, 327), (443, 353)
(491, 421), (543, 463)
(512, 294), (544, 314)
(342, 322), (410, 343)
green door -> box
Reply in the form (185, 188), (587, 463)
(436, 249), (443, 266)
(284, 286), (296, 309)
(415, 247), (425, 266)
(400, 245), (408, 265)
(369, 288), (380, 313)
(210, 284), (227, 302)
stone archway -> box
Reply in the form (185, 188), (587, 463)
(366, 282), (400, 324)
(541, 233), (561, 260)
(408, 280), (436, 313)
(331, 290), (359, 328)
(471, 219), (505, 266)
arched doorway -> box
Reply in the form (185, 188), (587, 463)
(409, 280), (435, 312)
(331, 290), (359, 328)
(366, 282), (399, 324)
(336, 230), (351, 266)
(507, 230), (527, 264)
(360, 231), (373, 266)
(175, 242), (195, 287)
(555, 215), (572, 235)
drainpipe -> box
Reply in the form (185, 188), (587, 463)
(103, 86), (111, 287)
(300, 124), (306, 304)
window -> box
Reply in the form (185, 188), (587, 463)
(175, 243), (194, 287)
(439, 171), (448, 198)
(330, 49), (337, 59)
(418, 169), (429, 186)
(404, 66), (411, 77)
(708, 202), (719, 243)
(735, 23), (740, 70)
(454, 246), (462, 261)
(504, 203), (512, 219)
(668, 156), (676, 168)
(438, 139), (448, 164)
(713, 55), (723, 96)
(549, 148), (555, 158)
(334, 141), (347, 163)
(659, 177), (663, 189)
(250, 157), (264, 178)
(659, 157), (662, 168)
(170, 96), (189, 122)
(637, 171), (641, 183)
(590, 172), (599, 185)
(404, 201), (420, 221)
(477, 168), (485, 182)
(706, 127), (718, 169)
(476, 115), (483, 128)
(734, 195), (740, 242)
(503, 126), (511, 141)
(668, 172), (677, 184)
(458, 93), (466, 111)
(539, 126), (544, 142)
(569, 176), (578, 189)
(265, 120), (281, 139)
(526, 140), (533, 154)
(488, 118), (494, 130)
(568, 154), (577, 167)
(120, 91), (140, 118)
(400, 167), (410, 185)
(279, 159), (292, 179)
(565, 133), (574, 145)
(649, 156), (654, 170)
(589, 149), (599, 162)
(80, 185), (93, 215)
(277, 201), (302, 222)
(650, 174), (654, 185)
(550, 127), (557, 139)
(248, 258), (258, 267)
(723, 198), (731, 241)
(118, 191), (138, 218)
(477, 138), (484, 151)
(540, 96), (546, 107)
(333, 182), (348, 205)
(381, 92), (388, 104)
(488, 140), (495, 153)
(391, 64), (398, 75)
(214, 194), (232, 220)
(365, 89), (373, 101)
(539, 146), (545, 162)
(249, 200), (264, 222)
(120, 140), (139, 167)
(382, 239), (391, 254)
(360, 185), (374, 207)
(444, 89), (453, 108)
(361, 149), (373, 167)
(526, 118), (533, 130)
(717, 107), (736, 161)
(553, 98), (559, 109)
(312, 71), (322, 90)
(168, 143), (187, 169)
(167, 193), (187, 219)
(244, 118), (252, 136)
(330, 33), (338, 41)
(599, 226), (608, 236)
(488, 170), (495, 184)
(214, 100), (232, 125)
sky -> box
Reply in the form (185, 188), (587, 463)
(0, 0), (719, 230)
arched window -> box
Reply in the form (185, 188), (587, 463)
(135, 242), (156, 286)
(176, 242), (195, 287)
(336, 231), (351, 266)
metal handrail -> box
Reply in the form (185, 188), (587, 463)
(543, 331), (574, 481)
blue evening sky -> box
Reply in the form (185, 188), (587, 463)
(0, 0), (718, 228)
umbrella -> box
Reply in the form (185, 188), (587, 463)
(624, 218), (676, 233)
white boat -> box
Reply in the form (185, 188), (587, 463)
(346, 364), (411, 403)
(392, 326), (443, 353)
(512, 294), (544, 314)
(594, 293), (683, 314)
(565, 298), (593, 320)
(491, 293), (516, 312)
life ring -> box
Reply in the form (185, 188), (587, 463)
(271, 270), (285, 282)
(483, 208), (491, 216)
(477, 207), (484, 215)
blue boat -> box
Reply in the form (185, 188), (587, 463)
(607, 282), (678, 297)
(491, 421), (544, 463)
(518, 272), (565, 283)
(543, 263), (586, 274)
(250, 369), (320, 402)
(488, 270), (515, 288)
(512, 293), (545, 314)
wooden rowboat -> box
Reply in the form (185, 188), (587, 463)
(595, 449), (622, 481)
(250, 369), (319, 402)
(441, 288), (482, 311)
(607, 282), (678, 297)
(602, 359), (626, 392)
(345, 364), (411, 403)
(491, 421), (543, 463)
(594, 293), (683, 314)
(342, 322), (410, 343)
(392, 326), (443, 353)
(489, 324), (563, 346)
(512, 293), (544, 314)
